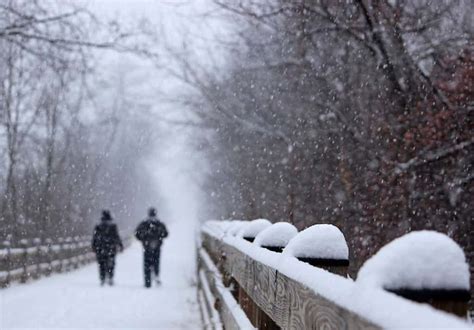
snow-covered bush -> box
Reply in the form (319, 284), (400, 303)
(237, 219), (272, 241)
(254, 222), (297, 251)
(357, 231), (470, 291)
(283, 224), (349, 260)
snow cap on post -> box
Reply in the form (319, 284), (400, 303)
(357, 230), (470, 318)
(283, 224), (349, 275)
(214, 220), (232, 233)
(226, 221), (245, 236)
(254, 222), (298, 252)
(238, 219), (272, 242)
(202, 220), (226, 237)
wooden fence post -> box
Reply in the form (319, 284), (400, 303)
(82, 236), (93, 263)
(254, 222), (298, 254)
(252, 222), (297, 330)
(83, 237), (91, 265)
(66, 237), (72, 271)
(357, 231), (471, 318)
(240, 219), (272, 243)
(72, 236), (80, 269)
(1, 240), (11, 287)
(238, 285), (256, 325)
(20, 239), (29, 283)
(45, 238), (53, 276)
(33, 238), (41, 279)
(57, 237), (65, 273)
(283, 224), (349, 277)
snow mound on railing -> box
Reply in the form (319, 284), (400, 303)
(237, 219), (271, 239)
(226, 221), (246, 236)
(201, 221), (470, 329)
(202, 220), (228, 237)
(254, 222), (298, 248)
(283, 224), (348, 260)
(357, 230), (470, 290)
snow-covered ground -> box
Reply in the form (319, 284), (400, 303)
(0, 225), (201, 329)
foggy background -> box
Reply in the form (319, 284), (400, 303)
(88, 0), (219, 232)
(0, 0), (472, 306)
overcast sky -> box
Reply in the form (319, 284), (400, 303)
(83, 0), (226, 227)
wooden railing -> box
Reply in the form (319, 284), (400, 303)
(198, 221), (471, 329)
(0, 236), (95, 287)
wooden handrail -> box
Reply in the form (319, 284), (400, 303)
(201, 231), (377, 329)
(198, 222), (470, 329)
(0, 236), (131, 287)
(0, 236), (95, 287)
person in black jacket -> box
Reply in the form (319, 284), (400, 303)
(92, 210), (123, 286)
(135, 207), (168, 288)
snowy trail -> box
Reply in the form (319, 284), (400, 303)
(0, 224), (201, 329)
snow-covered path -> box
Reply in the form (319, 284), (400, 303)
(0, 225), (201, 329)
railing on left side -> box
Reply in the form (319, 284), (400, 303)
(0, 236), (94, 287)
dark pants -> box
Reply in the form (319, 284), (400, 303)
(97, 254), (115, 282)
(144, 248), (161, 287)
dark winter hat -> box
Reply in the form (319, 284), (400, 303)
(101, 210), (112, 221)
(148, 207), (157, 217)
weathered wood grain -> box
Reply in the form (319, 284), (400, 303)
(202, 233), (379, 330)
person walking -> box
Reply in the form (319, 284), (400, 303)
(135, 207), (168, 288)
(92, 210), (123, 286)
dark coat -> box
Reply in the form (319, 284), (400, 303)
(135, 218), (168, 250)
(92, 222), (123, 257)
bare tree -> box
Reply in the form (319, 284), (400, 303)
(167, 0), (473, 305)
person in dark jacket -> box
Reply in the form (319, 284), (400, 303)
(135, 207), (168, 288)
(92, 210), (123, 286)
